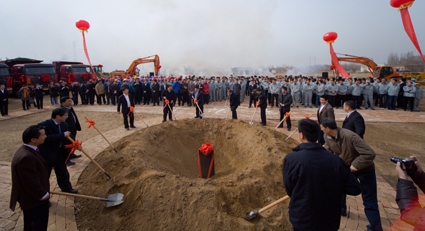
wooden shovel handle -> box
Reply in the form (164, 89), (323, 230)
(66, 136), (107, 173)
(84, 117), (116, 150)
(258, 195), (290, 214)
(50, 191), (106, 201)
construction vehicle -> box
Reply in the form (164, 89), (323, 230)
(110, 55), (161, 78)
(93, 64), (111, 78)
(53, 61), (96, 85)
(1, 58), (56, 96)
(336, 53), (402, 80)
(0, 64), (13, 94)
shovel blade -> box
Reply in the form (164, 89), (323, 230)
(200, 113), (205, 117)
(242, 210), (259, 221)
(248, 121), (254, 125)
(106, 193), (124, 207)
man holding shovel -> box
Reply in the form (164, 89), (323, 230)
(193, 85), (204, 119)
(162, 85), (175, 122)
(278, 86), (292, 131)
(283, 119), (361, 231)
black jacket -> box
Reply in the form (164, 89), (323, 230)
(117, 94), (134, 115)
(61, 106), (81, 139)
(37, 119), (69, 166)
(193, 90), (204, 106)
(258, 92), (267, 109)
(283, 142), (361, 231)
(229, 93), (239, 108)
(342, 110), (365, 139)
(279, 92), (292, 111)
(163, 90), (176, 104)
(396, 171), (425, 230)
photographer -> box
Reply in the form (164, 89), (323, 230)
(395, 156), (425, 229)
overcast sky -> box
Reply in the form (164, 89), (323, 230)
(1, 0), (424, 75)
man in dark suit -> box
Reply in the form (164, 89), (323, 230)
(257, 88), (267, 126)
(117, 87), (135, 130)
(228, 90), (239, 119)
(162, 85), (175, 122)
(342, 100), (366, 139)
(278, 86), (293, 131)
(38, 107), (77, 194)
(193, 85), (204, 119)
(60, 96), (82, 164)
(10, 125), (50, 231)
(317, 95), (335, 145)
(0, 84), (8, 116)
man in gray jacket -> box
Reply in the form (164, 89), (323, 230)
(363, 80), (375, 110)
(322, 117), (383, 231)
(303, 79), (314, 108)
(403, 81), (416, 112)
(387, 78), (400, 110)
(378, 78), (388, 108)
(414, 83), (423, 111)
(351, 79), (363, 109)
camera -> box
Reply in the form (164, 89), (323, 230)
(390, 157), (418, 173)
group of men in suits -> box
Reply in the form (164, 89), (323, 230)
(10, 105), (82, 230)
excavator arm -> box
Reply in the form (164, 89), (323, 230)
(125, 54), (160, 76)
(336, 53), (378, 75)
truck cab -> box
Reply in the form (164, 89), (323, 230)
(0, 64), (13, 94)
(53, 61), (95, 84)
(12, 63), (56, 94)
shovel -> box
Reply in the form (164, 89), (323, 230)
(51, 191), (124, 208)
(192, 96), (205, 117)
(167, 104), (177, 121)
(242, 195), (290, 220)
(248, 103), (259, 125)
(66, 137), (111, 180)
(273, 112), (289, 131)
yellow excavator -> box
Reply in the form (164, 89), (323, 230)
(336, 53), (425, 81)
(110, 55), (161, 78)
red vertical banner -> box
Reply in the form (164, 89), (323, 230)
(323, 32), (350, 79)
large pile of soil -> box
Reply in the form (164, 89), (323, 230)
(75, 118), (297, 230)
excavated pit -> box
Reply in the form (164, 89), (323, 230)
(75, 118), (297, 230)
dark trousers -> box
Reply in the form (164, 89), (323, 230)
(397, 94), (405, 108)
(23, 201), (49, 231)
(231, 105), (238, 119)
(22, 100), (30, 110)
(352, 95), (362, 109)
(134, 91), (142, 104)
(89, 92), (95, 105)
(379, 94), (387, 108)
(96, 94), (106, 105)
(36, 97), (43, 109)
(342, 171), (382, 231)
(203, 94), (209, 104)
(143, 92), (150, 105)
(48, 155), (72, 191)
(123, 112), (134, 128)
(404, 97), (414, 111)
(271, 94), (278, 107)
(249, 94), (255, 107)
(72, 94), (79, 106)
(110, 92), (116, 105)
(1, 100), (8, 115)
(373, 93), (379, 106)
(196, 103), (204, 118)
(182, 92), (188, 106)
(328, 95), (336, 107)
(80, 94), (87, 105)
(388, 95), (397, 110)
(260, 107), (266, 125)
(336, 94), (346, 108)
(279, 108), (291, 128)
(152, 91), (159, 106)
(105, 92), (110, 105)
(318, 130), (325, 145)
(163, 104), (173, 121)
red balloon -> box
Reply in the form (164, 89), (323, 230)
(390, 0), (414, 8)
(323, 32), (338, 43)
(76, 20), (90, 30)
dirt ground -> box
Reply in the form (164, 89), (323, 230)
(1, 96), (425, 230)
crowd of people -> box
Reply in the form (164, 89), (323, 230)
(5, 73), (425, 231)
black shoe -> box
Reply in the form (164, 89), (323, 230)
(125, 127), (130, 131)
(162, 120), (166, 122)
(169, 119), (173, 121)
(63, 189), (78, 194)
(69, 154), (82, 159)
(341, 210), (347, 217)
(195, 116), (200, 118)
(66, 161), (75, 166)
(278, 126), (283, 128)
(287, 128), (291, 131)
(130, 126), (136, 128)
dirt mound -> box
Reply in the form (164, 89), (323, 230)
(75, 118), (297, 230)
